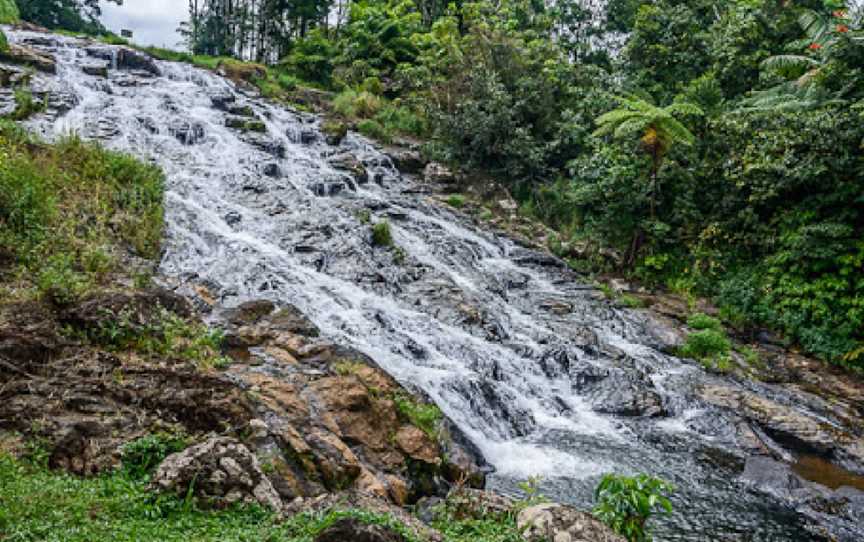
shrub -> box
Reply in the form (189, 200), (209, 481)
(361, 76), (384, 95)
(121, 433), (189, 480)
(446, 194), (466, 208)
(686, 313), (723, 333)
(0, 0), (19, 24)
(357, 119), (390, 142)
(679, 329), (731, 361)
(594, 474), (674, 542)
(371, 221), (393, 247)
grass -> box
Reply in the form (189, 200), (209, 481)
(0, 453), (425, 542)
(0, 121), (164, 304)
(8, 89), (46, 121)
(679, 329), (733, 373)
(393, 394), (442, 441)
(85, 307), (229, 370)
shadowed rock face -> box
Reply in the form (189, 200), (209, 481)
(314, 518), (406, 542)
(6, 26), (864, 541)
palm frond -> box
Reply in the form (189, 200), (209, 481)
(761, 54), (819, 73)
(665, 102), (704, 117)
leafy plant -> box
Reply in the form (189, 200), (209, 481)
(594, 474), (674, 542)
(121, 433), (189, 480)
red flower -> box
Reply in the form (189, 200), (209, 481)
(809, 43), (822, 51)
(837, 24), (850, 33)
(833, 10), (847, 19)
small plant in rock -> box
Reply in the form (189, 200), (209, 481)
(446, 194), (466, 208)
(393, 394), (442, 440)
(516, 476), (548, 509)
(121, 432), (189, 480)
(594, 473), (674, 542)
(371, 221), (393, 247)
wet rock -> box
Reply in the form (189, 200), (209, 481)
(225, 211), (242, 226)
(263, 163), (281, 178)
(288, 128), (317, 145)
(742, 456), (819, 503)
(311, 181), (347, 197)
(699, 386), (861, 466)
(423, 162), (456, 185)
(314, 517), (406, 542)
(85, 46), (160, 76)
(227, 104), (255, 117)
(210, 93), (236, 111)
(241, 133), (287, 158)
(510, 248), (566, 269)
(136, 116), (159, 134)
(387, 147), (426, 174)
(517, 503), (625, 542)
(152, 436), (282, 511)
(81, 64), (108, 78)
(328, 153), (367, 184)
(0, 43), (56, 73)
(586, 374), (665, 417)
(225, 117), (266, 133)
(168, 121), (206, 145)
(223, 300), (276, 326)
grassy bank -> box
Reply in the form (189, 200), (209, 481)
(0, 120), (164, 304)
(0, 452), (526, 542)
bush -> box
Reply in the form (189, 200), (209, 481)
(121, 433), (189, 480)
(679, 329), (731, 361)
(686, 313), (723, 333)
(371, 221), (393, 247)
(357, 119), (390, 142)
(594, 474), (674, 542)
(0, 0), (19, 24)
(446, 194), (466, 208)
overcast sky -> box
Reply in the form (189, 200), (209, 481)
(99, 0), (188, 49)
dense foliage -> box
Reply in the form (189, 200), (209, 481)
(14, 0), (119, 33)
(193, 0), (861, 370)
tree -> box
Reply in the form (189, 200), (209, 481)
(593, 94), (701, 219)
(16, 0), (122, 33)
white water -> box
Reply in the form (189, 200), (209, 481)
(8, 29), (844, 540)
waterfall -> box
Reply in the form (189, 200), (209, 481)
(8, 27), (860, 541)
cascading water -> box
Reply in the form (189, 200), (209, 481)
(7, 28), (863, 541)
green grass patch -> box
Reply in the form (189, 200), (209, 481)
(0, 453), (425, 542)
(0, 121), (164, 303)
(7, 89), (47, 121)
(687, 313), (723, 333)
(86, 306), (228, 369)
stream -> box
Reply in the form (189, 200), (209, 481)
(7, 28), (864, 541)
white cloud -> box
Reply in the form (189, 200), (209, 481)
(99, 0), (189, 49)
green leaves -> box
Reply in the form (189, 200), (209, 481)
(593, 95), (702, 154)
(593, 473), (674, 542)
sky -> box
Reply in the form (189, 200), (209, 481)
(99, 0), (188, 49)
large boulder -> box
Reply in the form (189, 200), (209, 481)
(152, 436), (282, 511)
(517, 503), (626, 542)
(314, 517), (406, 542)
